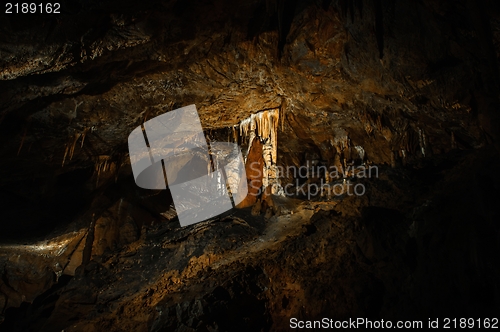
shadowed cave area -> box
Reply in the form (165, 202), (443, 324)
(0, 0), (500, 331)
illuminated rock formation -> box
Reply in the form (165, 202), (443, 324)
(240, 109), (282, 199)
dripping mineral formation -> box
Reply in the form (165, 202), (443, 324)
(0, 0), (499, 331)
(239, 108), (282, 199)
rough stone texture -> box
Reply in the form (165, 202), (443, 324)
(1, 148), (499, 331)
(0, 0), (500, 331)
(239, 138), (264, 208)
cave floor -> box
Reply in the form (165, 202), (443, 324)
(0, 147), (499, 332)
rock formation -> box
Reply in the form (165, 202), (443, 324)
(240, 108), (282, 197)
(0, 0), (499, 331)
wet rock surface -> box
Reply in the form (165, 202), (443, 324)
(1, 0), (500, 331)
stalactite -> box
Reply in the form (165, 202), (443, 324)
(61, 128), (90, 167)
(271, 110), (278, 164)
(422, 131), (427, 154)
(240, 109), (279, 143)
(80, 128), (88, 148)
(451, 132), (457, 149)
(232, 125), (237, 143)
(376, 115), (382, 131)
(280, 103), (285, 132)
(238, 108), (281, 195)
(17, 125), (28, 156)
(94, 156), (112, 186)
(241, 117), (250, 137)
(62, 144), (69, 167)
(256, 113), (262, 138)
(418, 128), (426, 157)
(69, 132), (81, 161)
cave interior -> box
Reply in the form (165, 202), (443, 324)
(0, 0), (500, 331)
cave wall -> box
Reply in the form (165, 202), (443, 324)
(1, 0), (500, 329)
(1, 0), (498, 197)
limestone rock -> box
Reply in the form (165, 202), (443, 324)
(251, 199), (262, 216)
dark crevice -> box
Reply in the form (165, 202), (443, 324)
(0, 275), (73, 332)
(277, 0), (299, 59)
(374, 0), (384, 59)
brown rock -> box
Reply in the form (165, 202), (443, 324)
(251, 199), (262, 216)
(264, 207), (274, 219)
(237, 139), (264, 208)
(64, 234), (87, 276)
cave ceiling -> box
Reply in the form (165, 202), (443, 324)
(1, 0), (500, 330)
(1, 0), (497, 179)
